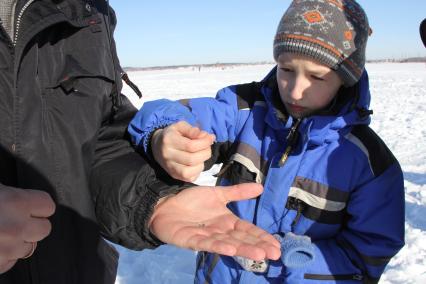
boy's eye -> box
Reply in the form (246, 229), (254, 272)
(280, 67), (293, 72)
(311, 75), (325, 81)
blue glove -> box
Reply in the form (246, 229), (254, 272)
(233, 232), (315, 273)
(276, 232), (315, 269)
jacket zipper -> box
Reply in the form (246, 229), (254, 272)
(279, 118), (301, 166)
(304, 273), (363, 281)
(13, 0), (36, 46)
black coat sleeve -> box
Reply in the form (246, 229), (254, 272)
(90, 96), (193, 249)
(89, 5), (193, 249)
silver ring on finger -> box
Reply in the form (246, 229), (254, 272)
(21, 242), (37, 259)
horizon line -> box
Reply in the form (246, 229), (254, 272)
(123, 56), (426, 71)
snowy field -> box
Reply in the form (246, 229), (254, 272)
(115, 63), (426, 284)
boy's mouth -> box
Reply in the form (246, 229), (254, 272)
(286, 103), (306, 113)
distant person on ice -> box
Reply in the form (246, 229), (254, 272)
(129, 0), (405, 283)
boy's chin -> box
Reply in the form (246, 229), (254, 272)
(286, 109), (311, 119)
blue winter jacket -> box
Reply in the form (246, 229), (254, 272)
(128, 67), (405, 283)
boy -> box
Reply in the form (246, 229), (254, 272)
(129, 0), (405, 282)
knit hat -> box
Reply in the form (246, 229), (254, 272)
(273, 0), (370, 86)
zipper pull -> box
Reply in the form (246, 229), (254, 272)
(286, 118), (302, 141)
(278, 118), (301, 167)
(121, 72), (143, 98)
(279, 145), (292, 166)
(291, 199), (304, 230)
(213, 161), (233, 178)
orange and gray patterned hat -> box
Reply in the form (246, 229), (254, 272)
(273, 0), (371, 86)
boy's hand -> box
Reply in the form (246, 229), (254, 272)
(151, 121), (215, 182)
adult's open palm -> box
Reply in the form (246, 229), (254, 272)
(149, 183), (281, 261)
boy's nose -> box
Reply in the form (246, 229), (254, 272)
(288, 77), (309, 101)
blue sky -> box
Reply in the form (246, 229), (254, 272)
(110, 0), (426, 68)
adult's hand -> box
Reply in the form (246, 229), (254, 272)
(0, 185), (55, 273)
(149, 183), (281, 261)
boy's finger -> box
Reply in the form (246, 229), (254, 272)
(173, 121), (215, 143)
(168, 163), (204, 182)
(193, 131), (216, 142)
(168, 134), (213, 153)
(178, 164), (204, 182)
(173, 121), (201, 138)
(170, 148), (211, 166)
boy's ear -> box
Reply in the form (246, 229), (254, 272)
(421, 19), (426, 48)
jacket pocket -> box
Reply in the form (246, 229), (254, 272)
(44, 50), (116, 97)
(40, 47), (118, 133)
(38, 40), (117, 98)
(285, 177), (349, 227)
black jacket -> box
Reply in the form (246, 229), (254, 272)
(0, 1), (185, 283)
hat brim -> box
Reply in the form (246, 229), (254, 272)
(421, 19), (426, 48)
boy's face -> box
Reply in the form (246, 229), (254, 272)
(276, 52), (343, 118)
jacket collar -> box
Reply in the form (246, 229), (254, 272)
(261, 66), (372, 146)
(16, 0), (101, 27)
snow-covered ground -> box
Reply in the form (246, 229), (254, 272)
(115, 63), (426, 284)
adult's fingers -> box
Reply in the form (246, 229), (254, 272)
(22, 217), (52, 243)
(186, 233), (237, 256)
(215, 183), (264, 204)
(235, 221), (281, 249)
(227, 226), (281, 260)
(0, 260), (17, 274)
(16, 242), (36, 260)
(0, 240), (35, 261)
(25, 190), (55, 218)
(185, 233), (268, 261)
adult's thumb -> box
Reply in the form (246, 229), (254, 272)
(219, 183), (263, 204)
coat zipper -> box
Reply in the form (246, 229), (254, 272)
(279, 118), (301, 166)
(13, 0), (36, 46)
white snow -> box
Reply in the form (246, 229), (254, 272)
(115, 63), (426, 284)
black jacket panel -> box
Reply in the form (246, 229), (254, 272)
(0, 1), (185, 283)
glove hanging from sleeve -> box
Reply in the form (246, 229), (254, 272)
(278, 232), (315, 268)
(233, 232), (315, 273)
